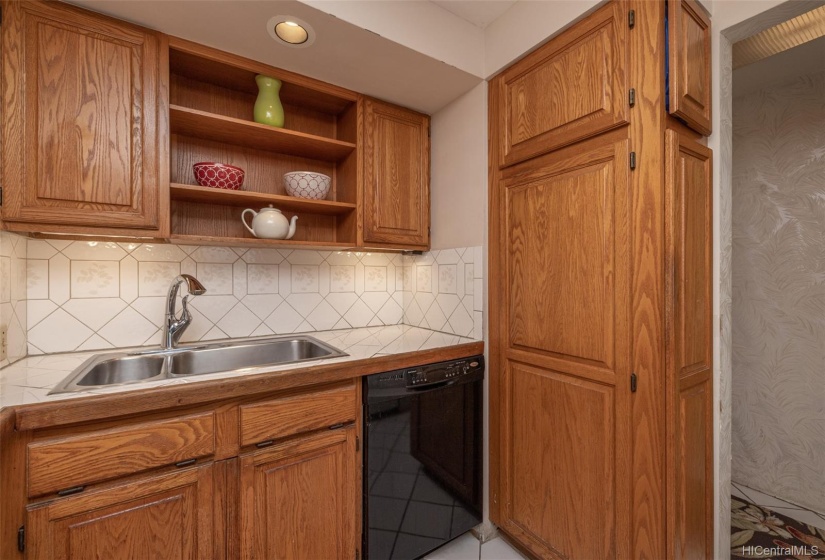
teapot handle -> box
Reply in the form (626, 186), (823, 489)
(241, 208), (258, 237)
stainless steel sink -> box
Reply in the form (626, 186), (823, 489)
(50, 335), (348, 394)
(75, 355), (166, 386)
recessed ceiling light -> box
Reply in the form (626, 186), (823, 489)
(267, 15), (316, 48)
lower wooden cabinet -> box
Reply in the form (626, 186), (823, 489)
(239, 427), (359, 560)
(8, 380), (362, 559)
(26, 465), (215, 560)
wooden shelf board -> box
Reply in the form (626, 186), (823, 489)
(170, 184), (356, 216)
(169, 105), (356, 161)
(170, 234), (355, 251)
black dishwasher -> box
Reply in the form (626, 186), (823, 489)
(363, 356), (484, 560)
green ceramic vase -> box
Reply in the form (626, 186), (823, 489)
(253, 74), (284, 128)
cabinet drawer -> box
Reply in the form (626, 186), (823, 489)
(240, 382), (356, 446)
(495, 1), (628, 168)
(27, 412), (215, 497)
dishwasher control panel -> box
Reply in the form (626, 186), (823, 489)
(405, 356), (484, 388)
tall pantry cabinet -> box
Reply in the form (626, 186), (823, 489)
(488, 0), (713, 558)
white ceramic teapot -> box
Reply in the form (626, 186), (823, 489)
(241, 205), (298, 239)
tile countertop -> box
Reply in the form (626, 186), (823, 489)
(0, 325), (482, 411)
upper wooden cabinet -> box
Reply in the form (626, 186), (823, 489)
(668, 0), (712, 135)
(494, 1), (628, 168)
(1, 0), (166, 234)
(362, 97), (430, 249)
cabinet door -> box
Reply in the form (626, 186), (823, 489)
(239, 427), (359, 560)
(495, 1), (628, 168)
(362, 98), (430, 249)
(664, 130), (713, 559)
(667, 0), (712, 135)
(27, 465), (214, 559)
(1, 0), (164, 231)
(491, 136), (632, 559)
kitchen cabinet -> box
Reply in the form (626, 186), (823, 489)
(5, 379), (362, 559)
(494, 1), (628, 168)
(488, 1), (713, 558)
(0, 0), (167, 235)
(26, 466), (215, 560)
(667, 0), (712, 135)
(362, 98), (430, 249)
(239, 427), (359, 559)
(665, 129), (713, 559)
(0, 1), (432, 251)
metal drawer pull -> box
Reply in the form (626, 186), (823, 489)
(256, 440), (275, 448)
(329, 423), (345, 430)
(56, 486), (85, 497)
(175, 458), (197, 468)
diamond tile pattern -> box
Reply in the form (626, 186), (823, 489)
(403, 247), (483, 339)
(15, 240), (485, 356)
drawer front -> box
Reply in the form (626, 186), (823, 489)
(496, 1), (628, 168)
(27, 412), (215, 497)
(240, 382), (357, 446)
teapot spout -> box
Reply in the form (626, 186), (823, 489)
(286, 216), (298, 240)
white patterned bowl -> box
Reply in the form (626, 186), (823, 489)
(283, 171), (331, 200)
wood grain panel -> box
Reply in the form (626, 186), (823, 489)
(170, 105), (355, 162)
(239, 381), (356, 446)
(502, 362), (630, 559)
(239, 428), (357, 560)
(1, 0), (162, 229)
(503, 137), (628, 374)
(28, 465), (213, 560)
(27, 411), (215, 497)
(497, 1), (628, 167)
(675, 375), (712, 560)
(665, 130), (713, 559)
(668, 0), (712, 135)
(362, 97), (430, 248)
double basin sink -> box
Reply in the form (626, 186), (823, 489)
(50, 335), (348, 394)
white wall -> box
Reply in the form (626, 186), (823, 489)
(301, 0), (486, 77)
(429, 82), (488, 250)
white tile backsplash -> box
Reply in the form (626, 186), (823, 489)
(0, 232), (27, 367)
(0, 238), (484, 361)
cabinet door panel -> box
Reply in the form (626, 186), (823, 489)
(496, 2), (628, 168)
(1, 0), (162, 229)
(496, 136), (632, 558)
(363, 98), (430, 248)
(668, 0), (712, 135)
(240, 428), (358, 560)
(665, 130), (713, 559)
(28, 466), (214, 560)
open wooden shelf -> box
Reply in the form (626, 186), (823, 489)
(169, 105), (356, 162)
(169, 234), (354, 250)
(170, 183), (356, 216)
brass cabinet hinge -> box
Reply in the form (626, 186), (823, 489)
(630, 152), (637, 170)
(17, 526), (24, 553)
(628, 9), (635, 28)
(631, 373), (638, 393)
(629, 88), (636, 107)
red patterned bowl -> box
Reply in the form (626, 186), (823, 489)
(193, 162), (245, 190)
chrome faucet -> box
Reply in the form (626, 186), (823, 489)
(162, 274), (207, 349)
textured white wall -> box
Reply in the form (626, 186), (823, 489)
(731, 71), (825, 515)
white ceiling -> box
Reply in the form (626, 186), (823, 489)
(430, 0), (518, 29)
(66, 0), (482, 114)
